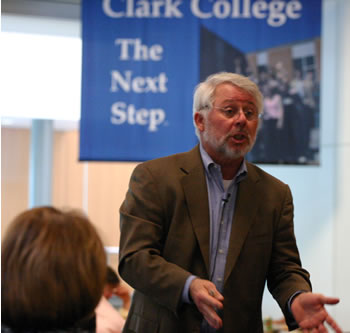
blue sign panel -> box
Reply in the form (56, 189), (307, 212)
(80, 0), (321, 164)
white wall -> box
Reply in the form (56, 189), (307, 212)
(333, 0), (350, 328)
(262, 1), (350, 330)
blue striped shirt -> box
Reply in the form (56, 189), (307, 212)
(199, 145), (247, 293)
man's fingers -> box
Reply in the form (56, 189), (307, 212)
(207, 316), (222, 330)
(206, 291), (224, 311)
(207, 289), (224, 302)
(190, 278), (223, 308)
(317, 323), (327, 333)
(325, 315), (343, 333)
(202, 289), (223, 328)
(300, 314), (342, 333)
(201, 304), (222, 330)
(323, 297), (340, 305)
(189, 278), (224, 329)
(205, 313), (222, 329)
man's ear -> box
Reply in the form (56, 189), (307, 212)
(194, 112), (205, 133)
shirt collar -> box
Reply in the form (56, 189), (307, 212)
(199, 143), (247, 183)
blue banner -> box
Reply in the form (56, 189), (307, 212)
(80, 0), (321, 164)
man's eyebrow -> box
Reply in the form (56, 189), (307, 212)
(221, 99), (256, 106)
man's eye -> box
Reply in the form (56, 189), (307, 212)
(244, 108), (256, 119)
(244, 110), (253, 117)
(224, 108), (236, 115)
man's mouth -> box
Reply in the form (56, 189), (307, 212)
(233, 133), (246, 140)
(228, 132), (248, 144)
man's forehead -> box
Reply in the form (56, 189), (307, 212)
(213, 84), (256, 104)
(220, 98), (256, 106)
(215, 83), (252, 96)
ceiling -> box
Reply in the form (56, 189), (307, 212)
(2, 0), (81, 20)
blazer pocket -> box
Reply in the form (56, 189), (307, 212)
(127, 313), (159, 333)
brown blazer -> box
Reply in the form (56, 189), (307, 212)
(118, 145), (311, 333)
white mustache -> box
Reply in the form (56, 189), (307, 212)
(226, 131), (249, 140)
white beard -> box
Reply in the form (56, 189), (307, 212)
(202, 120), (256, 160)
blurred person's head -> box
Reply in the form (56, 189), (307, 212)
(1, 206), (107, 331)
(103, 266), (120, 299)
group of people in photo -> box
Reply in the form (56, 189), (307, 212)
(249, 63), (320, 164)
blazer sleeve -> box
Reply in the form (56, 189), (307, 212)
(266, 184), (312, 329)
(118, 162), (192, 314)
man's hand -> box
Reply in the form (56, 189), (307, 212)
(189, 278), (224, 330)
(291, 292), (342, 332)
(114, 284), (131, 310)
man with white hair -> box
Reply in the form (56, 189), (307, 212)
(119, 72), (342, 333)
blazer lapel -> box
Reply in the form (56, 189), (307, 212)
(224, 164), (260, 283)
(180, 146), (211, 277)
(179, 149), (261, 281)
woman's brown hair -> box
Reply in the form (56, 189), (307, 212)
(1, 206), (107, 330)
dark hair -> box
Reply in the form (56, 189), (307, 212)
(106, 266), (120, 286)
(1, 206), (107, 331)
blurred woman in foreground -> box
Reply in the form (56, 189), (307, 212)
(2, 206), (107, 332)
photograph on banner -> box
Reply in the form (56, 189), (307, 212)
(80, 0), (321, 164)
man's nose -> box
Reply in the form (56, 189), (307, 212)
(233, 108), (247, 123)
